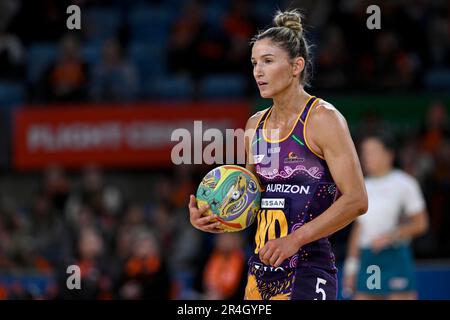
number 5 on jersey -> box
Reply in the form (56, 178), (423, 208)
(314, 277), (327, 300)
(254, 209), (289, 253)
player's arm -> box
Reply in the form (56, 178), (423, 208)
(342, 221), (361, 296)
(345, 221), (361, 261)
(244, 109), (268, 174)
(393, 178), (428, 241)
(372, 210), (428, 253)
(392, 210), (428, 241)
(292, 102), (368, 248)
(372, 176), (428, 252)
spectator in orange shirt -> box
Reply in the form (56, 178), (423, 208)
(116, 228), (171, 299)
(38, 33), (89, 102)
(203, 232), (246, 300)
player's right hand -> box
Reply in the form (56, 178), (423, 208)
(188, 195), (224, 233)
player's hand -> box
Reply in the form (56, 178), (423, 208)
(342, 273), (356, 299)
(258, 234), (299, 267)
(188, 195), (224, 233)
(371, 233), (393, 253)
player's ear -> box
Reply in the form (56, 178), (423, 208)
(292, 57), (305, 78)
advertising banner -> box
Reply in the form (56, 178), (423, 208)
(13, 102), (250, 170)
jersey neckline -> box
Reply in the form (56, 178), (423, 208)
(262, 96), (315, 143)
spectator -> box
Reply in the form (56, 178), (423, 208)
(28, 190), (66, 269)
(58, 226), (113, 299)
(167, 0), (205, 76)
(202, 233), (246, 300)
(37, 33), (89, 102)
(42, 164), (71, 213)
(221, 0), (257, 73)
(420, 100), (450, 156)
(90, 38), (138, 102)
(116, 228), (171, 299)
(315, 25), (350, 89)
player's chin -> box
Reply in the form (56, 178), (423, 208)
(258, 88), (271, 98)
(259, 91), (271, 99)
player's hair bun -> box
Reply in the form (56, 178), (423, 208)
(274, 10), (303, 37)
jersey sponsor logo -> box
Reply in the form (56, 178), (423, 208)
(284, 151), (304, 164)
(266, 184), (311, 194)
(252, 262), (286, 274)
(261, 198), (285, 209)
(253, 154), (265, 164)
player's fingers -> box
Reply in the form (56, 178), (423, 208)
(268, 250), (279, 266)
(274, 256), (284, 267)
(198, 204), (210, 215)
(188, 195), (196, 209)
(259, 247), (271, 264)
(258, 244), (267, 257)
(261, 253), (270, 265)
(198, 223), (224, 233)
(204, 221), (222, 231)
(272, 250), (286, 267)
(259, 242), (271, 261)
(188, 196), (201, 219)
(207, 227), (225, 234)
(196, 215), (217, 226)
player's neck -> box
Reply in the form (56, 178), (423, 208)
(272, 85), (310, 122)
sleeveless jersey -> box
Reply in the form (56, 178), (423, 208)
(249, 96), (338, 271)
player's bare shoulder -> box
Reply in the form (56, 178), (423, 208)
(308, 99), (347, 131)
(306, 98), (351, 152)
(246, 108), (270, 130)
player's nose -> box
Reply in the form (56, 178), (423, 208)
(254, 67), (264, 79)
(253, 62), (263, 75)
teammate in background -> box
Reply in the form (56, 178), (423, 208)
(343, 133), (428, 300)
(189, 9), (368, 300)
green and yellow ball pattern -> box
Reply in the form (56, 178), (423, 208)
(196, 165), (261, 232)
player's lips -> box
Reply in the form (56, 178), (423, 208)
(257, 81), (268, 88)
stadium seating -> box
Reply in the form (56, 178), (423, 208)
(425, 69), (450, 90)
(200, 74), (247, 99)
(128, 5), (172, 43)
(128, 42), (167, 79)
(83, 7), (121, 45)
(26, 43), (57, 84)
(0, 81), (25, 108)
(144, 74), (194, 100)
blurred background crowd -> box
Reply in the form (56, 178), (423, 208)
(0, 0), (449, 299)
(1, 0), (449, 104)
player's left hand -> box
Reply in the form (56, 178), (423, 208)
(371, 234), (393, 253)
(258, 234), (300, 267)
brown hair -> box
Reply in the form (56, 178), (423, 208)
(251, 9), (312, 86)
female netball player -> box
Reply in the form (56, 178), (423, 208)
(189, 9), (368, 300)
(343, 133), (428, 300)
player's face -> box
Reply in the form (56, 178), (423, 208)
(251, 39), (297, 98)
(361, 138), (393, 176)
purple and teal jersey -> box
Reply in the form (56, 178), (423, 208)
(249, 96), (338, 272)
